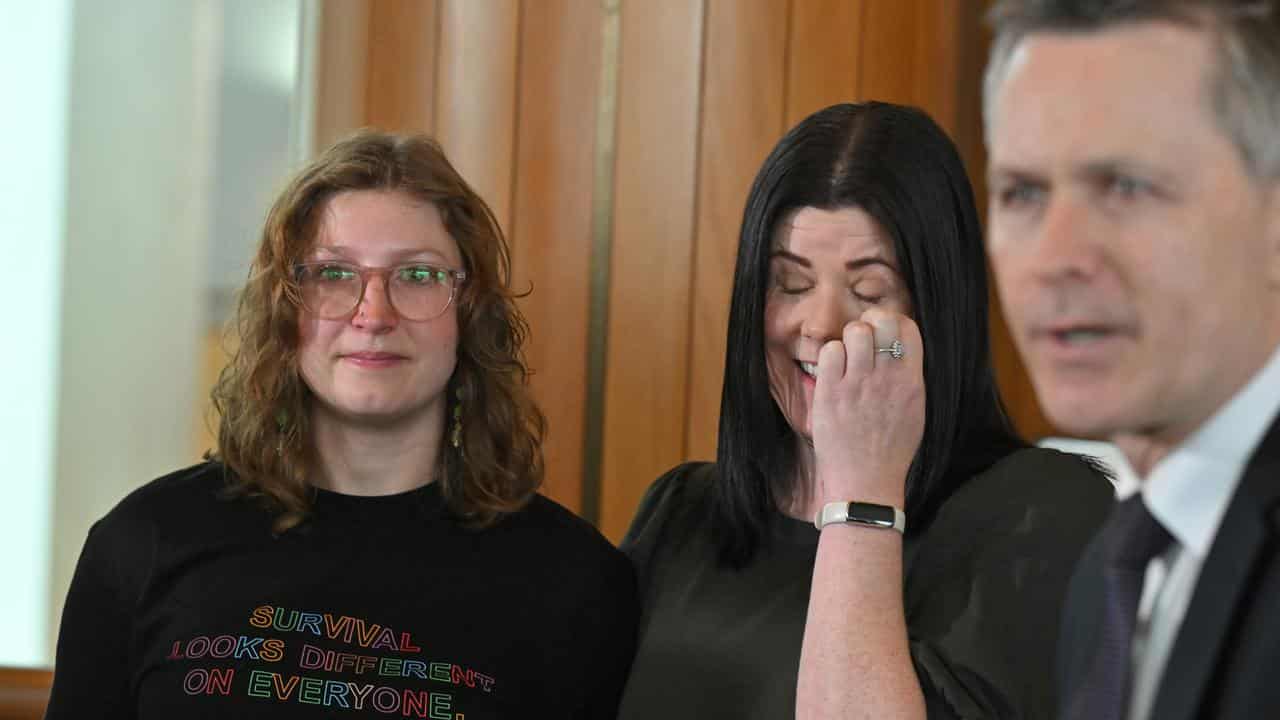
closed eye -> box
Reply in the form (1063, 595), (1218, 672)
(771, 268), (812, 295)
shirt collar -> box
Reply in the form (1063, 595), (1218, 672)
(1142, 343), (1280, 556)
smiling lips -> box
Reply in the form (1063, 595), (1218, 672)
(341, 351), (408, 368)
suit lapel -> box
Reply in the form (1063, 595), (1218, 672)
(1149, 417), (1280, 720)
(1056, 536), (1107, 717)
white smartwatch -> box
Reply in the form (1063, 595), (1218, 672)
(814, 501), (906, 533)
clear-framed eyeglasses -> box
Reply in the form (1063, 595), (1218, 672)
(293, 261), (468, 321)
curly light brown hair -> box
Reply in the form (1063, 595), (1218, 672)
(210, 130), (545, 532)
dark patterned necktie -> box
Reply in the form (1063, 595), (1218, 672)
(1066, 495), (1174, 720)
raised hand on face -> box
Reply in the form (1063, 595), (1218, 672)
(810, 307), (925, 510)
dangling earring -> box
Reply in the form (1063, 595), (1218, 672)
(450, 389), (463, 449)
(275, 408), (290, 457)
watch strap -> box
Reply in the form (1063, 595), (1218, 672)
(813, 501), (906, 533)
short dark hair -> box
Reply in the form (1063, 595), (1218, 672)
(984, 0), (1280, 179)
(712, 102), (1024, 566)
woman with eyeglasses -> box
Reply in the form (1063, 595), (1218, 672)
(45, 131), (637, 719)
(615, 102), (1113, 719)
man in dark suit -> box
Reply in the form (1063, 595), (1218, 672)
(982, 1), (1280, 719)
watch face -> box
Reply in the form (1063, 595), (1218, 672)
(846, 502), (896, 528)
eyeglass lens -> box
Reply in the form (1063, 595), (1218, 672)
(297, 263), (457, 321)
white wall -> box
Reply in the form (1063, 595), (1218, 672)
(47, 0), (220, 661)
(208, 0), (300, 316)
(0, 0), (301, 666)
(0, 0), (72, 667)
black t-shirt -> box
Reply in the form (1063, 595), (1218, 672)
(45, 462), (638, 720)
(616, 448), (1113, 720)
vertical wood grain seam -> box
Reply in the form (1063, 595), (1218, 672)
(855, 0), (869, 99)
(506, 0), (526, 248)
(580, 0), (621, 524)
(362, 1), (375, 128)
(430, 0), (443, 137)
(679, 0), (711, 460)
(781, 0), (794, 129)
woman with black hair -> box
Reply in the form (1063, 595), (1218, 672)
(616, 102), (1111, 719)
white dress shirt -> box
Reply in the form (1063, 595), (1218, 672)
(1123, 343), (1280, 720)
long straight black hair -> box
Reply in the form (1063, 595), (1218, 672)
(713, 102), (1024, 567)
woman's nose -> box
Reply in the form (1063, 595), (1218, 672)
(351, 274), (398, 331)
(799, 288), (851, 342)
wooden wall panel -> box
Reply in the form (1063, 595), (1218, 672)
(273, 1), (1053, 541)
(685, 0), (789, 463)
(510, 0), (604, 512)
(857, 1), (917, 106)
(434, 0), (520, 233)
(911, 2), (961, 129)
(364, 0), (438, 134)
(313, 0), (370, 151)
(949, 1), (990, 191)
(0, 666), (52, 720)
(599, 0), (705, 542)
(786, 0), (863, 128)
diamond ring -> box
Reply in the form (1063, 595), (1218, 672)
(875, 339), (905, 360)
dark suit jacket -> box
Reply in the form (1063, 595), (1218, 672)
(1058, 414), (1280, 719)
